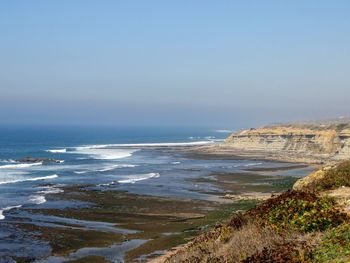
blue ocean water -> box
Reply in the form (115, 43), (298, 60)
(0, 126), (234, 219)
(0, 126), (314, 261)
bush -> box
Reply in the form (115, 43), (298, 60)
(246, 190), (346, 233)
(316, 161), (350, 191)
(267, 197), (344, 232)
(242, 240), (314, 263)
(312, 223), (350, 262)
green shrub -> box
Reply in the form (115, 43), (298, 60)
(313, 223), (350, 262)
(317, 161), (350, 191)
(267, 196), (344, 232)
(246, 191), (346, 233)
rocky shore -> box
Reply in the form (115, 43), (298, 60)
(5, 161), (306, 262)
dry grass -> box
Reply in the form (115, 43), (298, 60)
(158, 220), (283, 263)
(152, 191), (334, 263)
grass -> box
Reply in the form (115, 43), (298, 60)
(163, 221), (283, 263)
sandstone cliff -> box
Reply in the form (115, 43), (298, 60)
(225, 124), (350, 161)
(193, 122), (350, 163)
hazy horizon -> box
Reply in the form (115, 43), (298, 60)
(1, 1), (349, 128)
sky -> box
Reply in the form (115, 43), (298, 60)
(0, 0), (349, 128)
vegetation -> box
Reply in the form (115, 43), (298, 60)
(162, 189), (348, 263)
(311, 161), (350, 191)
(266, 194), (345, 232)
(155, 161), (350, 262)
(244, 190), (346, 233)
(321, 161), (350, 190)
(313, 223), (350, 262)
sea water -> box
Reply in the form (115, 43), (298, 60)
(0, 125), (312, 260)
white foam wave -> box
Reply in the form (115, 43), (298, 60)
(0, 159), (16, 163)
(72, 148), (138, 160)
(97, 164), (137, 172)
(73, 170), (88, 174)
(117, 172), (160, 184)
(74, 164), (137, 174)
(0, 174), (58, 185)
(46, 149), (67, 153)
(0, 162), (43, 169)
(77, 141), (214, 149)
(171, 162), (181, 164)
(29, 195), (47, 205)
(38, 185), (64, 194)
(0, 205), (22, 220)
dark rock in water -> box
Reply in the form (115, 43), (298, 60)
(16, 157), (62, 164)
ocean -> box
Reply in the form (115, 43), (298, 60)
(0, 126), (230, 220)
(0, 126), (312, 261)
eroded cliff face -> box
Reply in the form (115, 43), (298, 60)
(224, 125), (350, 161)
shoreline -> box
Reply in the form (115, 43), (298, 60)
(185, 143), (333, 165)
(2, 157), (312, 262)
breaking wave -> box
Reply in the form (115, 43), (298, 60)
(0, 174), (58, 185)
(76, 141), (214, 149)
(46, 149), (67, 153)
(99, 172), (160, 186)
(117, 172), (160, 184)
(0, 162), (43, 169)
(74, 164), (137, 174)
(29, 195), (47, 205)
(72, 147), (138, 160)
(0, 205), (22, 220)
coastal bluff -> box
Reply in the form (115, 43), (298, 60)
(194, 122), (350, 163)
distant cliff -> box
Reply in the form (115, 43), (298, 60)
(224, 123), (350, 161)
(193, 122), (350, 163)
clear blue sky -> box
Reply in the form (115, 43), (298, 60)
(0, 1), (349, 127)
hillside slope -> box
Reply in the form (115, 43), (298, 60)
(151, 161), (350, 263)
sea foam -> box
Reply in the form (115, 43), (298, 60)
(72, 148), (138, 160)
(117, 172), (160, 184)
(0, 162), (43, 169)
(0, 205), (22, 220)
(46, 149), (67, 153)
(29, 195), (47, 205)
(74, 164), (138, 174)
(0, 174), (58, 185)
(77, 141), (214, 149)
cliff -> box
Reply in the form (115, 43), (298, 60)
(194, 122), (350, 164)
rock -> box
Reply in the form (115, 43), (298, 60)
(16, 157), (62, 164)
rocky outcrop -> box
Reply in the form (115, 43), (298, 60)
(16, 157), (62, 164)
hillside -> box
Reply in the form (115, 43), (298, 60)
(151, 161), (350, 263)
